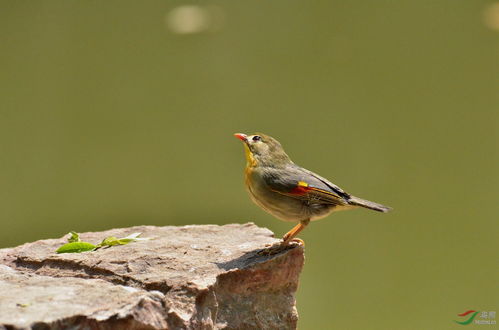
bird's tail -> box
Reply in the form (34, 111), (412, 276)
(348, 195), (392, 213)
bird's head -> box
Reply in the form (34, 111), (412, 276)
(234, 132), (291, 167)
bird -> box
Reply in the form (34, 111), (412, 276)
(234, 132), (391, 245)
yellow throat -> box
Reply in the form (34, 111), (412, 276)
(243, 143), (257, 167)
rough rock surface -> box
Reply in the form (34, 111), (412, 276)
(0, 223), (304, 329)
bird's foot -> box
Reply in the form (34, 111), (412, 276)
(287, 237), (305, 246)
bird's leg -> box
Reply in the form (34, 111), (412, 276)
(256, 219), (310, 256)
(282, 219), (310, 245)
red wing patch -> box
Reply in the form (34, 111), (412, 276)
(289, 181), (312, 195)
(271, 181), (344, 205)
(288, 181), (340, 199)
(289, 185), (313, 195)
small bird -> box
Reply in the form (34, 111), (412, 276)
(234, 132), (391, 245)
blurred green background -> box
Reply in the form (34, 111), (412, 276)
(1, 1), (497, 329)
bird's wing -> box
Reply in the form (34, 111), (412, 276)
(297, 166), (351, 199)
(262, 166), (350, 206)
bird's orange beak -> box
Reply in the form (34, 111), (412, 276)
(234, 133), (247, 142)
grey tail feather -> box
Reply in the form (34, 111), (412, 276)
(347, 195), (392, 213)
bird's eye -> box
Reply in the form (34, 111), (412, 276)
(252, 135), (261, 142)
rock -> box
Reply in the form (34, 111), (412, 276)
(0, 223), (304, 329)
(0, 264), (168, 330)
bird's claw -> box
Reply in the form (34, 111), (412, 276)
(287, 238), (305, 246)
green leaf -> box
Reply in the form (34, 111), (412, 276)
(97, 236), (125, 247)
(56, 231), (152, 252)
(67, 231), (80, 243)
(96, 232), (151, 248)
(56, 242), (96, 253)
